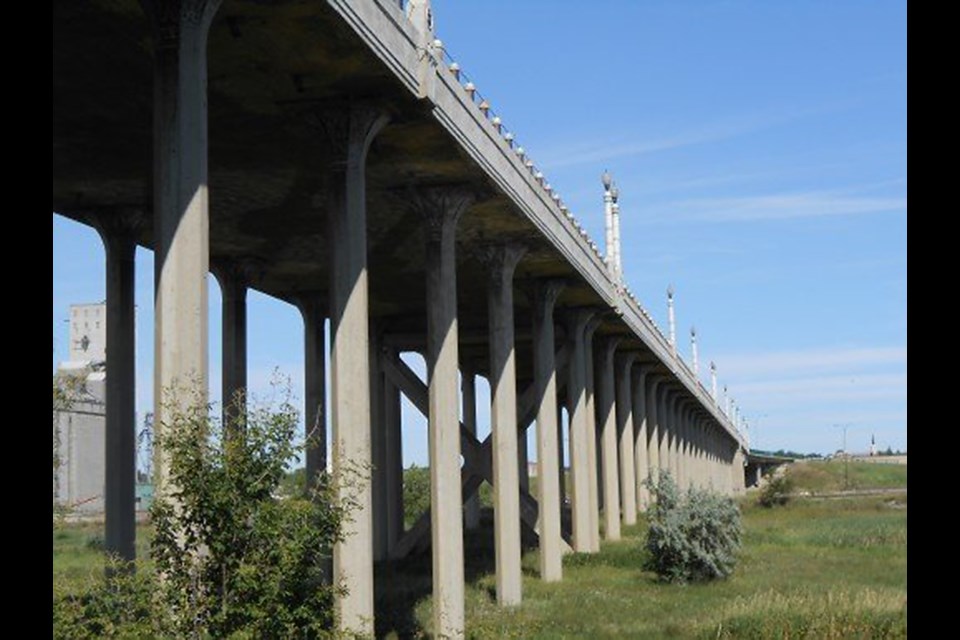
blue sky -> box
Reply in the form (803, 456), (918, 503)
(53, 0), (906, 463)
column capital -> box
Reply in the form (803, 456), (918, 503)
(403, 185), (476, 242)
(561, 307), (596, 339)
(141, 0), (222, 47)
(472, 241), (527, 286)
(615, 351), (639, 377)
(289, 290), (328, 323)
(210, 256), (265, 291)
(83, 209), (146, 251)
(528, 278), (567, 315)
(600, 336), (622, 361)
(305, 103), (390, 169)
(584, 314), (604, 342)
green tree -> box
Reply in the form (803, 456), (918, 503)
(403, 464), (431, 529)
(150, 380), (349, 638)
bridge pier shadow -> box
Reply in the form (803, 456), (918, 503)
(374, 506), (541, 638)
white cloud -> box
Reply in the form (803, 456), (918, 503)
(716, 346), (906, 379)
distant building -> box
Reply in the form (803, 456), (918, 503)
(870, 434), (877, 457)
(54, 303), (107, 515)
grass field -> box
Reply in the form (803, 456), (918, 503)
(54, 468), (906, 638)
(786, 459), (907, 493)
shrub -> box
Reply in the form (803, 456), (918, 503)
(758, 473), (794, 508)
(642, 470), (742, 583)
(53, 378), (352, 639)
(403, 463), (431, 529)
(150, 380), (350, 638)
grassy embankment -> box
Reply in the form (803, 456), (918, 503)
(54, 461), (906, 638)
(785, 458), (907, 494)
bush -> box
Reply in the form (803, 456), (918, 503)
(403, 464), (431, 529)
(758, 473), (794, 508)
(150, 380), (349, 638)
(53, 378), (353, 639)
(642, 470), (742, 583)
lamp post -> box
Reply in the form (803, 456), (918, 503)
(834, 423), (851, 490)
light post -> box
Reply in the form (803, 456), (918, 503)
(834, 423), (851, 490)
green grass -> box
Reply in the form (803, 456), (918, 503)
(376, 492), (906, 639)
(787, 460), (907, 493)
(53, 522), (153, 592)
(54, 489), (906, 639)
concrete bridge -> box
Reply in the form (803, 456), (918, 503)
(53, 1), (748, 636)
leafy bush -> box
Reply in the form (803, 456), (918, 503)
(150, 381), (349, 638)
(643, 470), (742, 583)
(758, 473), (794, 508)
(53, 556), (167, 639)
(403, 463), (431, 529)
(53, 378), (352, 639)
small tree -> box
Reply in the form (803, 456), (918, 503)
(643, 470), (742, 584)
(757, 473), (794, 508)
(149, 379), (350, 638)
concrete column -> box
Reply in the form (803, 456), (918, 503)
(679, 402), (692, 490)
(563, 309), (594, 552)
(693, 417), (705, 489)
(615, 353), (638, 524)
(732, 446), (746, 495)
(597, 338), (621, 541)
(416, 187), (474, 635)
(461, 368), (481, 530)
(212, 260), (249, 427)
(383, 363), (404, 551)
(481, 242), (527, 606)
(145, 0), (221, 493)
(317, 104), (389, 637)
(670, 395), (682, 483)
(532, 280), (565, 581)
(584, 316), (603, 552)
(632, 367), (650, 511)
(295, 293), (327, 487)
(658, 389), (672, 482)
(370, 324), (388, 562)
(94, 214), (141, 564)
(645, 376), (662, 485)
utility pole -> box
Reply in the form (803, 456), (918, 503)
(834, 423), (850, 490)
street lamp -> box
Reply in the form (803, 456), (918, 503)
(833, 423), (852, 490)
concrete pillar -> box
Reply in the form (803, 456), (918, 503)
(597, 338), (621, 541)
(212, 259), (249, 427)
(94, 214), (141, 564)
(658, 389), (672, 482)
(563, 309), (595, 552)
(461, 368), (481, 530)
(645, 376), (662, 486)
(732, 446), (746, 495)
(615, 353), (638, 524)
(383, 363), (404, 551)
(584, 317), (603, 552)
(482, 243), (527, 606)
(145, 0), (221, 494)
(317, 104), (389, 636)
(370, 324), (388, 562)
(671, 397), (683, 483)
(295, 293), (327, 487)
(631, 367), (650, 511)
(532, 280), (565, 581)
(417, 187), (474, 635)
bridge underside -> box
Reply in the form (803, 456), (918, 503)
(54, 1), (747, 637)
